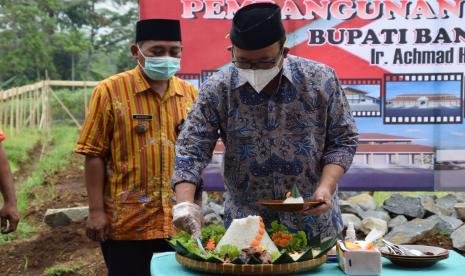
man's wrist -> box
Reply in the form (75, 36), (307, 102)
(3, 198), (17, 207)
(175, 182), (197, 203)
(316, 181), (336, 195)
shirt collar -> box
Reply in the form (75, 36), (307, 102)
(134, 65), (184, 97)
(232, 57), (295, 90)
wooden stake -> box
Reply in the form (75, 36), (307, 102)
(2, 92), (8, 129)
(10, 91), (15, 134)
(84, 83), (88, 114)
(49, 89), (81, 128)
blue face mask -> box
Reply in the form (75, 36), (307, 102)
(138, 46), (181, 80)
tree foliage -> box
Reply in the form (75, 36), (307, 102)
(0, 0), (138, 87)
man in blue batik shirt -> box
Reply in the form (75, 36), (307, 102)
(171, 3), (359, 242)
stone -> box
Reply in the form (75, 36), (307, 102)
(427, 215), (463, 235)
(361, 218), (388, 235)
(451, 225), (465, 251)
(388, 215), (408, 229)
(202, 191), (209, 206)
(383, 194), (425, 219)
(418, 194), (446, 216)
(44, 207), (89, 228)
(202, 204), (214, 216)
(339, 200), (364, 216)
(436, 194), (458, 217)
(360, 210), (391, 222)
(384, 218), (439, 245)
(454, 192), (465, 203)
(338, 192), (362, 200)
(204, 213), (223, 225)
(346, 194), (377, 211)
(454, 203), (465, 221)
(342, 214), (362, 231)
(208, 201), (224, 217)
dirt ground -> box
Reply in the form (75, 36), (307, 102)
(0, 154), (106, 276)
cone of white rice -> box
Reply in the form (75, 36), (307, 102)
(216, 215), (279, 254)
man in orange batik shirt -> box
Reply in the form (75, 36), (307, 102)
(75, 19), (197, 276)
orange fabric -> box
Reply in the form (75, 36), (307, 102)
(76, 66), (197, 240)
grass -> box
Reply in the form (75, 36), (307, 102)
(2, 128), (43, 173)
(16, 126), (78, 212)
(0, 126), (78, 244)
(44, 263), (83, 276)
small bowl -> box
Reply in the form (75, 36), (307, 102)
(257, 200), (324, 212)
(380, 244), (449, 268)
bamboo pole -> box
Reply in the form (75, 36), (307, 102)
(19, 93), (23, 131)
(36, 83), (42, 128)
(15, 90), (20, 134)
(84, 83), (88, 115)
(49, 89), (81, 128)
(2, 92), (8, 129)
(10, 91), (15, 133)
(46, 83), (52, 133)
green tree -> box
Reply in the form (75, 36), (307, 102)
(0, 0), (137, 88)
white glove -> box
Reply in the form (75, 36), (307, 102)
(172, 202), (202, 239)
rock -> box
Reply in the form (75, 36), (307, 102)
(383, 194), (425, 219)
(339, 200), (364, 216)
(388, 215), (408, 229)
(361, 218), (388, 235)
(202, 204), (214, 216)
(360, 210), (391, 222)
(338, 192), (362, 200)
(454, 192), (465, 203)
(418, 194), (446, 216)
(204, 213), (223, 225)
(202, 191), (209, 206)
(454, 203), (465, 221)
(208, 201), (224, 217)
(427, 215), (463, 235)
(44, 207), (89, 228)
(342, 214), (362, 230)
(347, 194), (377, 211)
(436, 194), (458, 217)
(451, 225), (465, 251)
(384, 218), (439, 244)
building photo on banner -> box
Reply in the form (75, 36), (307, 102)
(141, 0), (465, 191)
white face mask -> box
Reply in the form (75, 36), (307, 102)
(237, 66), (281, 93)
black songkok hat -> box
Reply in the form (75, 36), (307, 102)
(136, 19), (182, 42)
(230, 3), (285, 50)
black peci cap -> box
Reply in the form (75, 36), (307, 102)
(230, 3), (285, 50)
(136, 19), (182, 43)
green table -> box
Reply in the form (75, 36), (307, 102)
(151, 251), (465, 276)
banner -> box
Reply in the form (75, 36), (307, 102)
(140, 0), (465, 191)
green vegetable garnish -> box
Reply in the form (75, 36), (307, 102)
(216, 244), (241, 260)
(269, 221), (308, 252)
(291, 184), (301, 198)
(201, 224), (226, 245)
(271, 251), (281, 262)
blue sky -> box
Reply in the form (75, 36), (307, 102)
(355, 118), (465, 149)
(386, 81), (462, 100)
(343, 84), (380, 98)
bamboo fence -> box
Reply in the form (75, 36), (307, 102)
(0, 80), (99, 135)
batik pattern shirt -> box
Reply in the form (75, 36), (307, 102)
(173, 55), (358, 242)
(76, 66), (197, 240)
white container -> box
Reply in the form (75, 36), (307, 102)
(336, 240), (382, 275)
